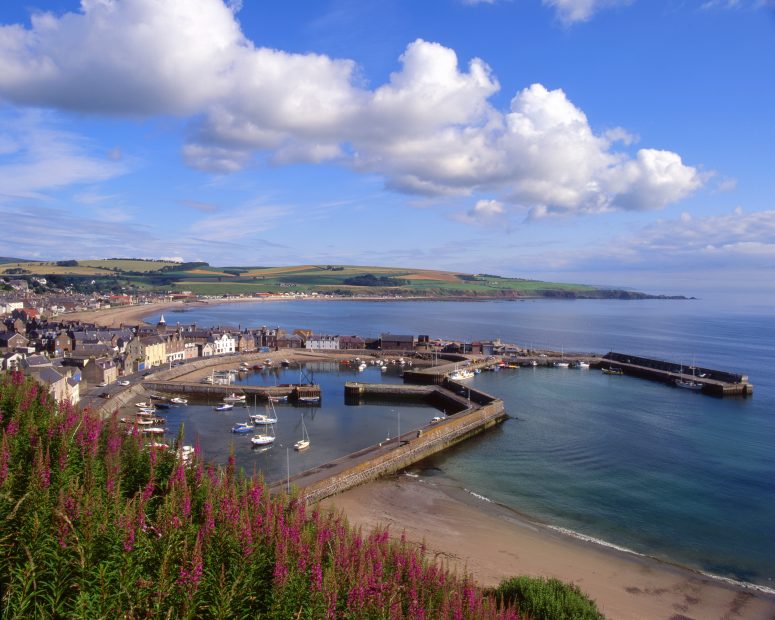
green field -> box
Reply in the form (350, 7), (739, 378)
(3, 259), (666, 299)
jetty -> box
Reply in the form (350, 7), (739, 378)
(599, 352), (753, 397)
(276, 380), (506, 502)
(142, 380), (321, 402)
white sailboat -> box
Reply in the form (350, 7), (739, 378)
(251, 398), (277, 446)
(294, 414), (310, 451)
(251, 399), (278, 425)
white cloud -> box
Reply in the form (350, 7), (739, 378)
(701, 0), (775, 8)
(454, 198), (507, 225)
(540, 207), (775, 272)
(472, 198), (505, 217)
(541, 0), (633, 24)
(0, 0), (701, 216)
(0, 111), (126, 200)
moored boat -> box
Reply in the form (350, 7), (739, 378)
(170, 397), (188, 405)
(231, 422), (253, 434)
(223, 393), (246, 403)
(251, 433), (275, 446)
(214, 403), (234, 411)
(141, 427), (166, 435)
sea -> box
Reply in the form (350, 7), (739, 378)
(145, 297), (775, 589)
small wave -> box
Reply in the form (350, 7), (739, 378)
(546, 526), (775, 596)
(547, 525), (643, 556)
(464, 488), (493, 503)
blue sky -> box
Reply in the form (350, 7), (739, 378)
(0, 0), (773, 296)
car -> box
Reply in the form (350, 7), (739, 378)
(142, 371), (152, 376)
(97, 382), (107, 387)
(98, 392), (111, 399)
(117, 380), (130, 386)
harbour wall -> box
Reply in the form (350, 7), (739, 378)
(601, 352), (754, 397)
(290, 391), (506, 503)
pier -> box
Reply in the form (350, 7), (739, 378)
(275, 381), (506, 503)
(599, 352), (753, 397)
(142, 380), (321, 402)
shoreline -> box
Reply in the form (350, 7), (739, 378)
(323, 474), (775, 620)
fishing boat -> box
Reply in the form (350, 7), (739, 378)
(231, 422), (253, 434)
(553, 361), (570, 368)
(170, 397), (188, 405)
(676, 363), (702, 390)
(135, 401), (152, 408)
(294, 415), (310, 451)
(214, 403), (234, 411)
(601, 367), (623, 375)
(223, 393), (246, 404)
(268, 394), (288, 402)
(449, 368), (474, 380)
(153, 402), (171, 410)
(575, 360), (590, 369)
(297, 395), (321, 403)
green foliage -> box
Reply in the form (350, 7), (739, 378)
(492, 576), (604, 620)
(56, 260), (79, 267)
(343, 273), (408, 287)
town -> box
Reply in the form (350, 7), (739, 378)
(0, 284), (509, 407)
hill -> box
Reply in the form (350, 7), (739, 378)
(0, 259), (683, 299)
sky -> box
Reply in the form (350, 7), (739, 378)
(0, 0), (773, 297)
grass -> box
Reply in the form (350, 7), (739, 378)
(7, 259), (632, 298)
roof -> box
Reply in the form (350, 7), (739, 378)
(380, 334), (415, 342)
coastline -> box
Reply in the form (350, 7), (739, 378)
(323, 475), (775, 620)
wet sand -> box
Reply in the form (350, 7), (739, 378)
(323, 476), (775, 620)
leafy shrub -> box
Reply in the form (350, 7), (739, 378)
(491, 576), (604, 620)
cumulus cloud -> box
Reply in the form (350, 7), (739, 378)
(0, 0), (701, 216)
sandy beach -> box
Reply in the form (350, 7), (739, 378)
(323, 476), (775, 620)
(59, 298), (262, 328)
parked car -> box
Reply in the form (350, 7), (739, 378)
(117, 380), (130, 386)
(97, 382), (107, 387)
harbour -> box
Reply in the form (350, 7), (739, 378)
(140, 297), (775, 589)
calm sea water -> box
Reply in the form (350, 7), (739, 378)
(148, 299), (775, 587)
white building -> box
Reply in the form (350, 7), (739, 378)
(305, 334), (340, 350)
(210, 332), (237, 356)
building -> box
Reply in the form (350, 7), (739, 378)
(338, 335), (366, 350)
(125, 334), (167, 371)
(380, 333), (416, 351)
(305, 334), (340, 350)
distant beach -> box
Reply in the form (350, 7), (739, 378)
(323, 475), (775, 620)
